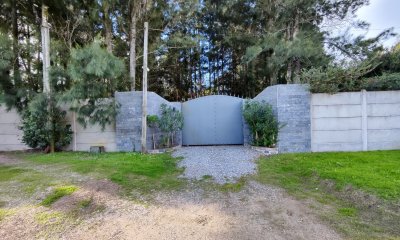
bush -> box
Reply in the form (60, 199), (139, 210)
(301, 64), (400, 93)
(362, 73), (400, 91)
(147, 115), (160, 149)
(20, 93), (72, 151)
(243, 101), (279, 147)
(301, 63), (377, 93)
(158, 104), (183, 148)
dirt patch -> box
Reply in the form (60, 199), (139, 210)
(0, 154), (342, 240)
(0, 154), (25, 165)
(1, 181), (341, 240)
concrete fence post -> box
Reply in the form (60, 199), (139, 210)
(361, 89), (368, 151)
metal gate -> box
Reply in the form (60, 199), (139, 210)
(182, 95), (244, 145)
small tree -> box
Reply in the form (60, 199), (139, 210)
(65, 40), (126, 130)
(147, 115), (159, 149)
(158, 104), (183, 148)
(20, 93), (72, 152)
(243, 101), (279, 147)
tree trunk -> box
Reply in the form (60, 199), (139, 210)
(11, 0), (20, 86)
(103, 3), (113, 53)
(42, 4), (54, 153)
(293, 9), (301, 84)
(130, 8), (137, 91)
(286, 60), (293, 84)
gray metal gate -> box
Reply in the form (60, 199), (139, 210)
(182, 95), (244, 145)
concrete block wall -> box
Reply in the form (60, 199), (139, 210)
(115, 91), (182, 152)
(252, 84), (311, 153)
(311, 90), (400, 152)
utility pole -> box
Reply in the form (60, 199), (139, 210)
(41, 5), (50, 93)
(141, 22), (149, 153)
(41, 4), (55, 153)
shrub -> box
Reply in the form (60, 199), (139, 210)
(362, 73), (400, 91)
(300, 63), (378, 93)
(243, 101), (279, 147)
(20, 93), (72, 152)
(158, 104), (183, 148)
(147, 115), (159, 149)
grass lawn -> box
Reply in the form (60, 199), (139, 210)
(256, 150), (400, 239)
(257, 150), (400, 199)
(18, 152), (184, 195)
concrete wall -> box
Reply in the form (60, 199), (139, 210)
(115, 91), (182, 152)
(311, 90), (400, 152)
(63, 109), (117, 152)
(3, 88), (399, 153)
(253, 84), (312, 153)
(0, 106), (116, 152)
(0, 108), (30, 151)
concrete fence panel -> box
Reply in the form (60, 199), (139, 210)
(311, 90), (400, 152)
(0, 106), (116, 152)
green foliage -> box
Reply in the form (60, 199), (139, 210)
(41, 185), (78, 207)
(0, 31), (12, 73)
(0, 31), (16, 109)
(301, 61), (378, 93)
(147, 115), (159, 128)
(243, 101), (279, 147)
(158, 104), (183, 148)
(65, 40), (126, 130)
(362, 73), (400, 91)
(20, 93), (72, 151)
(302, 58), (400, 94)
(147, 115), (160, 149)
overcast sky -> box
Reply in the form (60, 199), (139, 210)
(354, 0), (400, 47)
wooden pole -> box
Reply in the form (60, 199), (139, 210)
(41, 5), (50, 93)
(41, 4), (55, 153)
(141, 22), (149, 153)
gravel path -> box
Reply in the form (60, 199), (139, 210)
(172, 146), (261, 183)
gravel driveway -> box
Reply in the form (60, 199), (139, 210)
(172, 146), (261, 183)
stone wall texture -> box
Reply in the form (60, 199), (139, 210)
(253, 84), (311, 153)
(115, 91), (182, 152)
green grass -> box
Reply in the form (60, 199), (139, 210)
(0, 166), (27, 182)
(0, 165), (55, 196)
(257, 150), (400, 200)
(41, 185), (78, 207)
(77, 199), (92, 209)
(0, 209), (12, 221)
(218, 177), (247, 192)
(20, 152), (185, 194)
(337, 207), (357, 217)
(256, 150), (400, 239)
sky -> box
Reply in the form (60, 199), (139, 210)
(353, 0), (400, 48)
